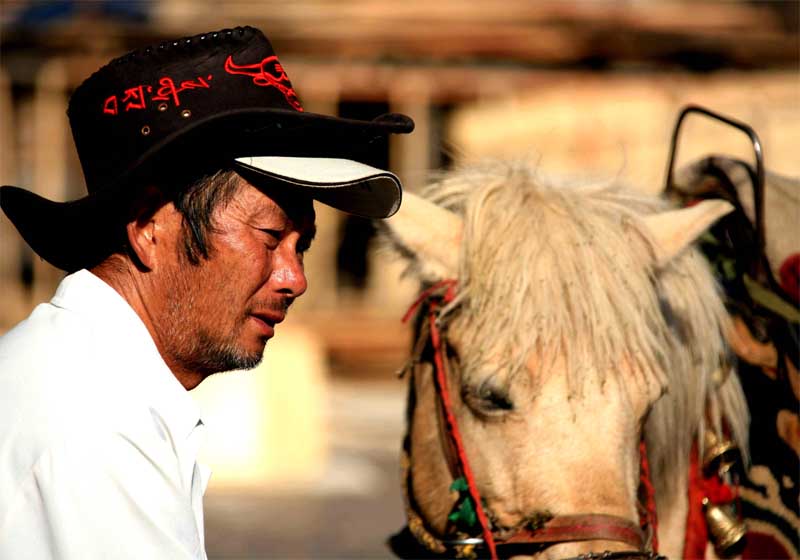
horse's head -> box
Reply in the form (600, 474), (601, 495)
(383, 161), (747, 559)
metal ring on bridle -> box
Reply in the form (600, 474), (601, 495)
(442, 537), (486, 546)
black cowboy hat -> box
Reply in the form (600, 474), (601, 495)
(0, 26), (414, 271)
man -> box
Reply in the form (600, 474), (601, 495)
(0, 26), (413, 558)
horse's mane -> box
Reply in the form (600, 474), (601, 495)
(420, 159), (749, 510)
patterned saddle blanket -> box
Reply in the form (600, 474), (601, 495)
(673, 156), (799, 559)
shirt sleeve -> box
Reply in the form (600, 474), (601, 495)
(0, 430), (206, 560)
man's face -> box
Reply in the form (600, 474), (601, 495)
(157, 174), (315, 378)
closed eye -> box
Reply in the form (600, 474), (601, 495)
(257, 228), (282, 250)
(259, 228), (314, 256)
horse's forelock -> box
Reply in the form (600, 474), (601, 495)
(425, 161), (669, 387)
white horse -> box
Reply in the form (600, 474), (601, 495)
(383, 160), (749, 559)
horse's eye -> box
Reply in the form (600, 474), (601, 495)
(462, 380), (514, 418)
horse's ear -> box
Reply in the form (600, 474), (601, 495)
(642, 199), (735, 266)
(382, 191), (463, 282)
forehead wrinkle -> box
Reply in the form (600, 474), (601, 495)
(230, 172), (307, 225)
(255, 190), (314, 230)
(243, 194), (285, 222)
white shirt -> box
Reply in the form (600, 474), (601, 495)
(0, 270), (210, 559)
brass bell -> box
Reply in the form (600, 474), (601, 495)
(703, 429), (741, 476)
(703, 498), (747, 558)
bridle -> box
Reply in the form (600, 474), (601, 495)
(396, 280), (665, 560)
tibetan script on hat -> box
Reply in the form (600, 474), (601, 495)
(103, 75), (213, 116)
(223, 54), (303, 111)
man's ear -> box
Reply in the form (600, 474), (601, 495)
(126, 185), (170, 271)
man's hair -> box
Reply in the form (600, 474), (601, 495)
(171, 169), (241, 265)
(92, 168), (242, 272)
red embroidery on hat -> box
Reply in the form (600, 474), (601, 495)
(103, 75), (213, 115)
(182, 76), (211, 90)
(151, 77), (180, 107)
(122, 86), (147, 111)
(151, 76), (212, 108)
(103, 95), (119, 115)
(223, 54), (303, 111)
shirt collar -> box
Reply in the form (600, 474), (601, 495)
(50, 269), (203, 440)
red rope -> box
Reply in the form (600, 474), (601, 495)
(401, 279), (459, 324)
(411, 280), (498, 559)
(429, 302), (498, 559)
(639, 439), (659, 553)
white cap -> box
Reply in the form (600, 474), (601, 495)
(233, 156), (403, 218)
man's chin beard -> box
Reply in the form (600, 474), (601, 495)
(179, 330), (265, 376)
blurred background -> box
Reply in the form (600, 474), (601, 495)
(0, 1), (798, 558)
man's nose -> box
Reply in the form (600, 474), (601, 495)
(271, 251), (308, 299)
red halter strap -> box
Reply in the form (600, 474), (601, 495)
(418, 280), (499, 559)
(498, 514), (646, 549)
(639, 439), (659, 552)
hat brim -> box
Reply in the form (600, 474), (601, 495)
(0, 183), (132, 272)
(233, 156), (402, 219)
(1, 108), (413, 271)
